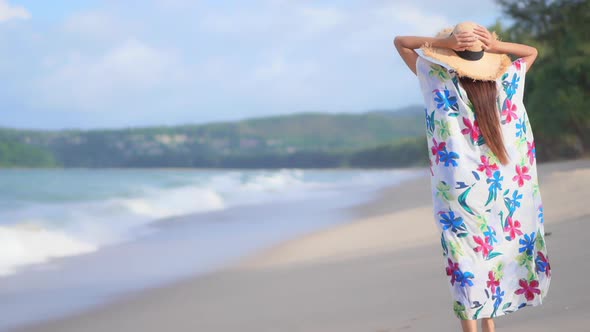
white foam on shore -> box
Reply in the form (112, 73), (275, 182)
(0, 223), (97, 276)
(0, 168), (422, 277)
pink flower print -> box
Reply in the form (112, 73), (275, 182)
(446, 258), (460, 286)
(461, 117), (480, 142)
(503, 216), (523, 240)
(431, 138), (446, 165)
(515, 279), (541, 301)
(514, 58), (522, 71)
(477, 155), (499, 178)
(527, 141), (536, 165)
(535, 251), (551, 277)
(487, 271), (500, 294)
(502, 99), (518, 124)
(473, 235), (493, 258)
(513, 165), (532, 187)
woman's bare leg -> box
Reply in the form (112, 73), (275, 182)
(460, 319), (478, 332)
(481, 318), (495, 332)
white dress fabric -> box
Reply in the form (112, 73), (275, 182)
(415, 53), (551, 319)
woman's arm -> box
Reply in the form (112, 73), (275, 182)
(394, 32), (477, 75)
(473, 25), (538, 72)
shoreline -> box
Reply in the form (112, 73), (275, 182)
(10, 158), (590, 332)
(0, 167), (426, 331)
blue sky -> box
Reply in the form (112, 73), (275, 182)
(0, 0), (503, 130)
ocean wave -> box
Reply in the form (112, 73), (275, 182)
(0, 223), (97, 276)
(0, 168), (420, 276)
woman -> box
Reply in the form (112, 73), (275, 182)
(393, 21), (551, 332)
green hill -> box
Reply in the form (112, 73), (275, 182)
(0, 106), (429, 168)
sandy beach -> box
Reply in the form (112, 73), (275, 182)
(11, 158), (590, 332)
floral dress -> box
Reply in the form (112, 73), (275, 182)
(415, 52), (551, 320)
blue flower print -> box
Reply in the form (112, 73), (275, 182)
(535, 252), (550, 274)
(484, 226), (498, 245)
(438, 147), (460, 167)
(504, 189), (523, 216)
(519, 231), (537, 256)
(538, 205), (544, 224)
(511, 190), (523, 209)
(491, 286), (506, 317)
(438, 209), (467, 235)
(502, 73), (520, 100)
(433, 88), (459, 112)
(425, 108), (435, 134)
(492, 286), (505, 308)
(485, 171), (504, 205)
(516, 118), (526, 138)
(455, 270), (475, 287)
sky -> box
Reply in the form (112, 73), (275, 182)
(0, 0), (504, 130)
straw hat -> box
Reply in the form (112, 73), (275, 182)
(420, 21), (512, 81)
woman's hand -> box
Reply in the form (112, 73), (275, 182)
(473, 25), (498, 52)
(393, 31), (480, 76)
(445, 31), (478, 51)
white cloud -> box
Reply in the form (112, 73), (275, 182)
(37, 39), (182, 112)
(61, 10), (145, 46)
(200, 3), (347, 37)
(200, 10), (271, 34)
(252, 53), (316, 83)
(193, 1), (475, 111)
(376, 3), (453, 36)
(253, 55), (288, 81)
(0, 0), (502, 128)
(63, 11), (118, 39)
(337, 3), (453, 55)
(0, 0), (30, 22)
(152, 0), (197, 10)
(257, 74), (318, 101)
(297, 6), (348, 33)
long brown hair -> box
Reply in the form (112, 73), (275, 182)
(458, 76), (510, 166)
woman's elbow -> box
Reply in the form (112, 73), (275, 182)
(529, 46), (539, 63)
(394, 36), (408, 52)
